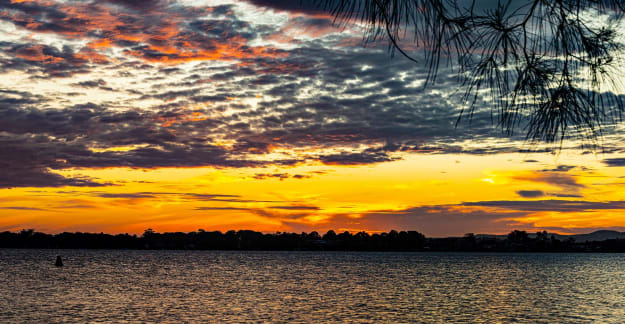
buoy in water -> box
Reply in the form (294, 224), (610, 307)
(55, 256), (63, 267)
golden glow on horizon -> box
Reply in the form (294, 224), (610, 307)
(89, 145), (150, 153)
(2, 152), (625, 236)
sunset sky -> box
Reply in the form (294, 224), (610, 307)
(3, 0), (625, 236)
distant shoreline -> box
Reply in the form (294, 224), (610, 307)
(3, 248), (625, 253)
(3, 229), (625, 252)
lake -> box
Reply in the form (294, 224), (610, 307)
(1, 250), (624, 323)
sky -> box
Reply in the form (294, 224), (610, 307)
(2, 0), (625, 237)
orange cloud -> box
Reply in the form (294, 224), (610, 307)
(157, 109), (209, 128)
(15, 45), (64, 64)
(87, 38), (113, 49)
(4, 1), (287, 65)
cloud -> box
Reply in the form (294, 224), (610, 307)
(0, 171), (109, 188)
(512, 172), (585, 191)
(516, 190), (545, 198)
(0, 0), (285, 68)
(103, 0), (168, 11)
(90, 192), (283, 204)
(1, 43), (106, 77)
(194, 205), (321, 219)
(318, 150), (398, 165)
(0, 144), (112, 188)
(243, 0), (330, 16)
(515, 190), (583, 199)
(550, 193), (584, 198)
(184, 193), (241, 200)
(462, 200), (625, 212)
(253, 173), (312, 180)
(270, 205), (320, 210)
(72, 79), (114, 91)
(194, 207), (251, 211)
(0, 206), (46, 211)
(603, 158), (625, 167)
(96, 193), (156, 199)
(286, 205), (526, 237)
(1, 0), (614, 190)
(274, 199), (625, 236)
(0, 49), (517, 187)
(540, 165), (576, 172)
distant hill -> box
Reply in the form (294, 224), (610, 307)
(476, 230), (625, 242)
(570, 230), (625, 242)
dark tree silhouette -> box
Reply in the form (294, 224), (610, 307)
(507, 229), (529, 242)
(3, 228), (625, 252)
(317, 0), (625, 145)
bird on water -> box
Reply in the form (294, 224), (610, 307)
(55, 256), (63, 267)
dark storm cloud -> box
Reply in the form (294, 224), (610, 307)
(0, 102), (117, 138)
(603, 158), (625, 167)
(243, 0), (329, 15)
(318, 150), (397, 165)
(516, 190), (545, 198)
(243, 0), (520, 17)
(515, 190), (581, 198)
(0, 146), (111, 188)
(67, 144), (264, 169)
(0, 166), (110, 189)
(540, 165), (576, 172)
(512, 172), (585, 191)
(103, 0), (168, 10)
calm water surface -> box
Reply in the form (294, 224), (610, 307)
(1, 250), (624, 323)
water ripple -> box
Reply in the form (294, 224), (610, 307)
(1, 250), (624, 323)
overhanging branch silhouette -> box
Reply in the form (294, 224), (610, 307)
(317, 0), (625, 146)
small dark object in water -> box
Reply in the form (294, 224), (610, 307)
(55, 256), (63, 267)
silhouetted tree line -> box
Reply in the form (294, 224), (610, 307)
(2, 229), (625, 252)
